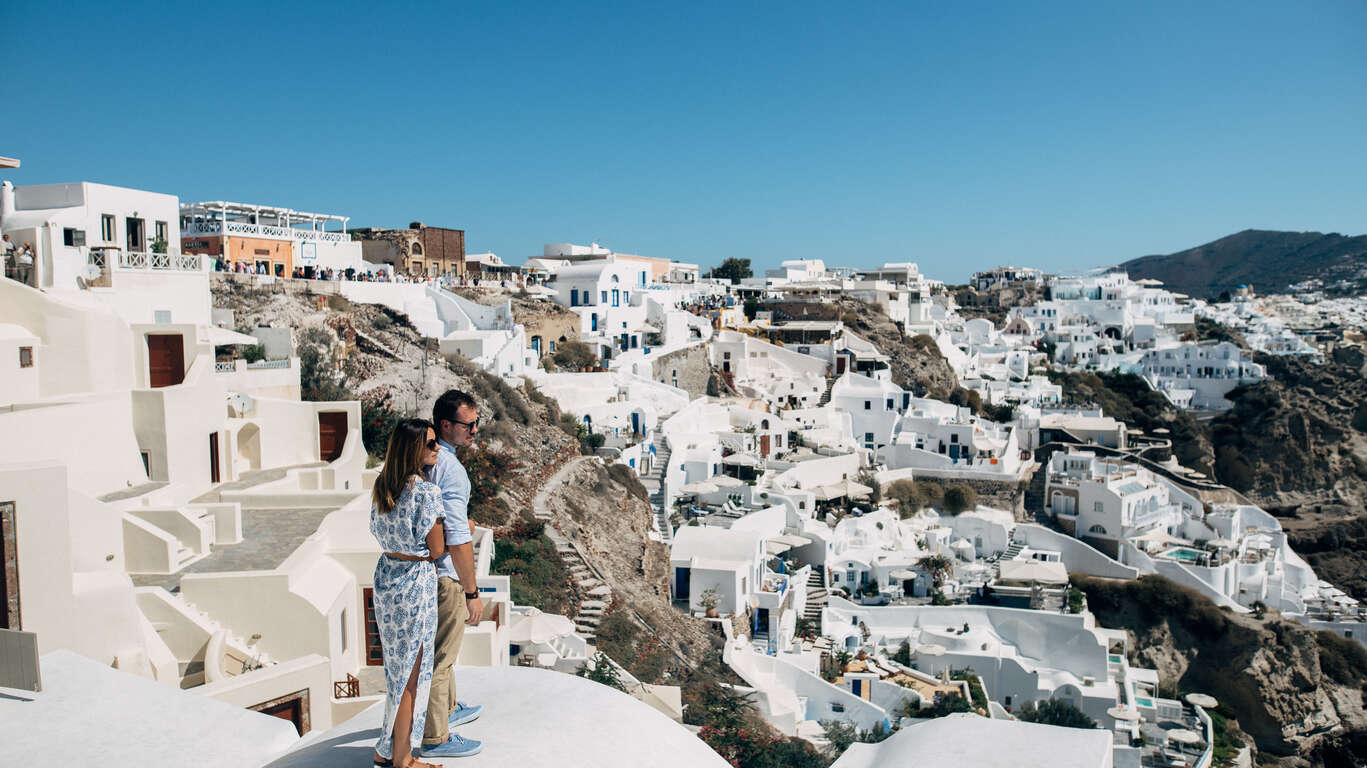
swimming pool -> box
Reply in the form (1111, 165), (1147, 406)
(1109, 654), (1123, 664)
(1136, 697), (1155, 709)
(1159, 547), (1205, 564)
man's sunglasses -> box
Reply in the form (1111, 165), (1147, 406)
(447, 417), (480, 430)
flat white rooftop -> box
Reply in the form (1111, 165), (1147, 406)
(0, 650), (297, 767)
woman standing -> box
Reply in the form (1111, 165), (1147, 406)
(370, 419), (446, 768)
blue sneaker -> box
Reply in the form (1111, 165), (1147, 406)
(423, 734), (482, 758)
(449, 701), (483, 728)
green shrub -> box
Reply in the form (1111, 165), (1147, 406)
(1317, 630), (1367, 685)
(1017, 698), (1097, 729)
(942, 484), (978, 515)
(575, 651), (627, 691)
(491, 517), (569, 613)
(241, 344), (266, 363)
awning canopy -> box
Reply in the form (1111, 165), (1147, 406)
(205, 326), (259, 347)
(997, 559), (1069, 585)
(814, 478), (873, 500)
(770, 534), (811, 547)
(721, 453), (762, 468)
(680, 481), (719, 495)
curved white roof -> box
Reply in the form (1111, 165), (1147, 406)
(268, 665), (730, 767)
(833, 713), (1111, 768)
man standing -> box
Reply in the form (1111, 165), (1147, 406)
(1, 234), (13, 279)
(422, 390), (485, 759)
(16, 242), (34, 287)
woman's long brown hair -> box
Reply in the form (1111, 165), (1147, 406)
(372, 418), (434, 514)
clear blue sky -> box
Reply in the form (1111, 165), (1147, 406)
(6, 1), (1365, 281)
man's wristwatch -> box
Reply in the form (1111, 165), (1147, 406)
(465, 590), (479, 600)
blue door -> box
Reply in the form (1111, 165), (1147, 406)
(631, 412), (640, 435)
(674, 567), (690, 600)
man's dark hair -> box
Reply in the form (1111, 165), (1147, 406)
(433, 389), (478, 427)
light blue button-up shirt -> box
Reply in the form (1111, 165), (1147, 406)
(428, 438), (473, 582)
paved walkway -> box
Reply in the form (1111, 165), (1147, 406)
(531, 456), (595, 520)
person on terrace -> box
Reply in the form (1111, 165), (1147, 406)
(369, 419), (446, 768)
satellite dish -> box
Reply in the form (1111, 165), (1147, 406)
(226, 391), (254, 416)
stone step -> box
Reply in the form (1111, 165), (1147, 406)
(576, 579), (600, 590)
(586, 584), (612, 597)
(579, 600), (608, 610)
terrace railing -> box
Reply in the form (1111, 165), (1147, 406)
(116, 250), (204, 273)
(333, 673), (360, 699)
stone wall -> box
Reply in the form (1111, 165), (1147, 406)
(651, 345), (710, 398)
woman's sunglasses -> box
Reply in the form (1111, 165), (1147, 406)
(425, 439), (439, 449)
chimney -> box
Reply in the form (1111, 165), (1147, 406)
(1, 181), (14, 226)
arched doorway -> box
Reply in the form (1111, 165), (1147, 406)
(237, 422), (262, 472)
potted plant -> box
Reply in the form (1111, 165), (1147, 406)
(699, 586), (721, 618)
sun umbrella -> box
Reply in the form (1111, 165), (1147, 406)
(506, 608), (575, 645)
(888, 569), (917, 580)
(711, 475), (744, 487)
(1167, 729), (1203, 746)
(1185, 693), (1218, 709)
(1107, 706), (1141, 722)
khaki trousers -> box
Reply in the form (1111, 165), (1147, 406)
(423, 577), (469, 745)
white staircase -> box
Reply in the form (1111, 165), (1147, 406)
(642, 432), (673, 543)
(803, 566), (829, 623)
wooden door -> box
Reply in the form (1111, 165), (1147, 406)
(363, 588), (383, 666)
(250, 690), (310, 736)
(318, 412), (348, 462)
(208, 433), (220, 484)
(146, 334), (184, 388)
(759, 434), (771, 458)
(1, 502), (18, 630)
(836, 355), (847, 375)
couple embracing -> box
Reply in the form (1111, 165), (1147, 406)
(368, 390), (489, 767)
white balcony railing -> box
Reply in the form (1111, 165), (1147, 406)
(183, 220), (349, 244)
(116, 250), (203, 273)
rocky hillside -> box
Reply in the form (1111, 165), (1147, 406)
(539, 459), (718, 680)
(1047, 370), (1215, 475)
(1075, 575), (1367, 765)
(1209, 354), (1367, 509)
(833, 296), (959, 397)
(1122, 229), (1367, 298)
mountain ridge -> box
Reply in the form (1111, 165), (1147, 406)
(1120, 228), (1367, 297)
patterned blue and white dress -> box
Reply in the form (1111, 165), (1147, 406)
(370, 478), (441, 761)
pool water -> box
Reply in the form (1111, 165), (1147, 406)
(1109, 654), (1123, 664)
(1136, 697), (1155, 708)
(1159, 547), (1204, 563)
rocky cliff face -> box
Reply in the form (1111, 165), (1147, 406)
(1211, 354), (1367, 510)
(1076, 575), (1367, 765)
(834, 296), (959, 397)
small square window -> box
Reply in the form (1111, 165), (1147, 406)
(63, 228), (86, 247)
(831, 702), (845, 713)
(19, 346), (34, 368)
